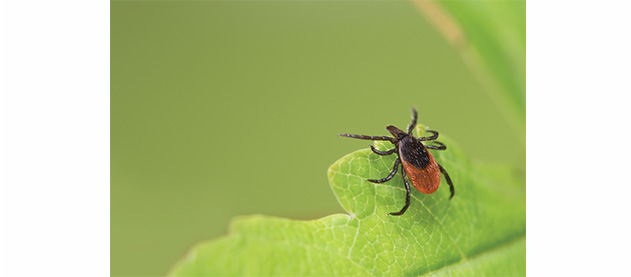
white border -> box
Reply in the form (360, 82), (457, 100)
(528, 0), (631, 275)
(0, 0), (110, 276)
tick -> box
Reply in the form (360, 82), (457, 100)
(339, 108), (454, 216)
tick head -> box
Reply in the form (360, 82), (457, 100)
(386, 125), (407, 141)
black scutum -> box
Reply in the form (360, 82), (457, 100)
(399, 136), (430, 169)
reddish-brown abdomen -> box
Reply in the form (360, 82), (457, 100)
(401, 151), (441, 194)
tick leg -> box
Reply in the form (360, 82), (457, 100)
(425, 140), (446, 150)
(437, 163), (455, 200)
(367, 158), (400, 183)
(389, 165), (411, 216)
(418, 130), (439, 141)
(339, 134), (397, 144)
(407, 108), (418, 135)
(369, 145), (397, 155)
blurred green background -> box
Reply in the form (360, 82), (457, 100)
(111, 1), (524, 276)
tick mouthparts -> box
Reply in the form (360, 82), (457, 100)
(386, 125), (406, 137)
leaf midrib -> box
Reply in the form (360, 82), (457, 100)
(237, 216), (525, 275)
(422, 234), (526, 275)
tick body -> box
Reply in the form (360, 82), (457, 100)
(339, 108), (454, 216)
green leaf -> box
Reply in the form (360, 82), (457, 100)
(413, 0), (526, 144)
(170, 126), (525, 276)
